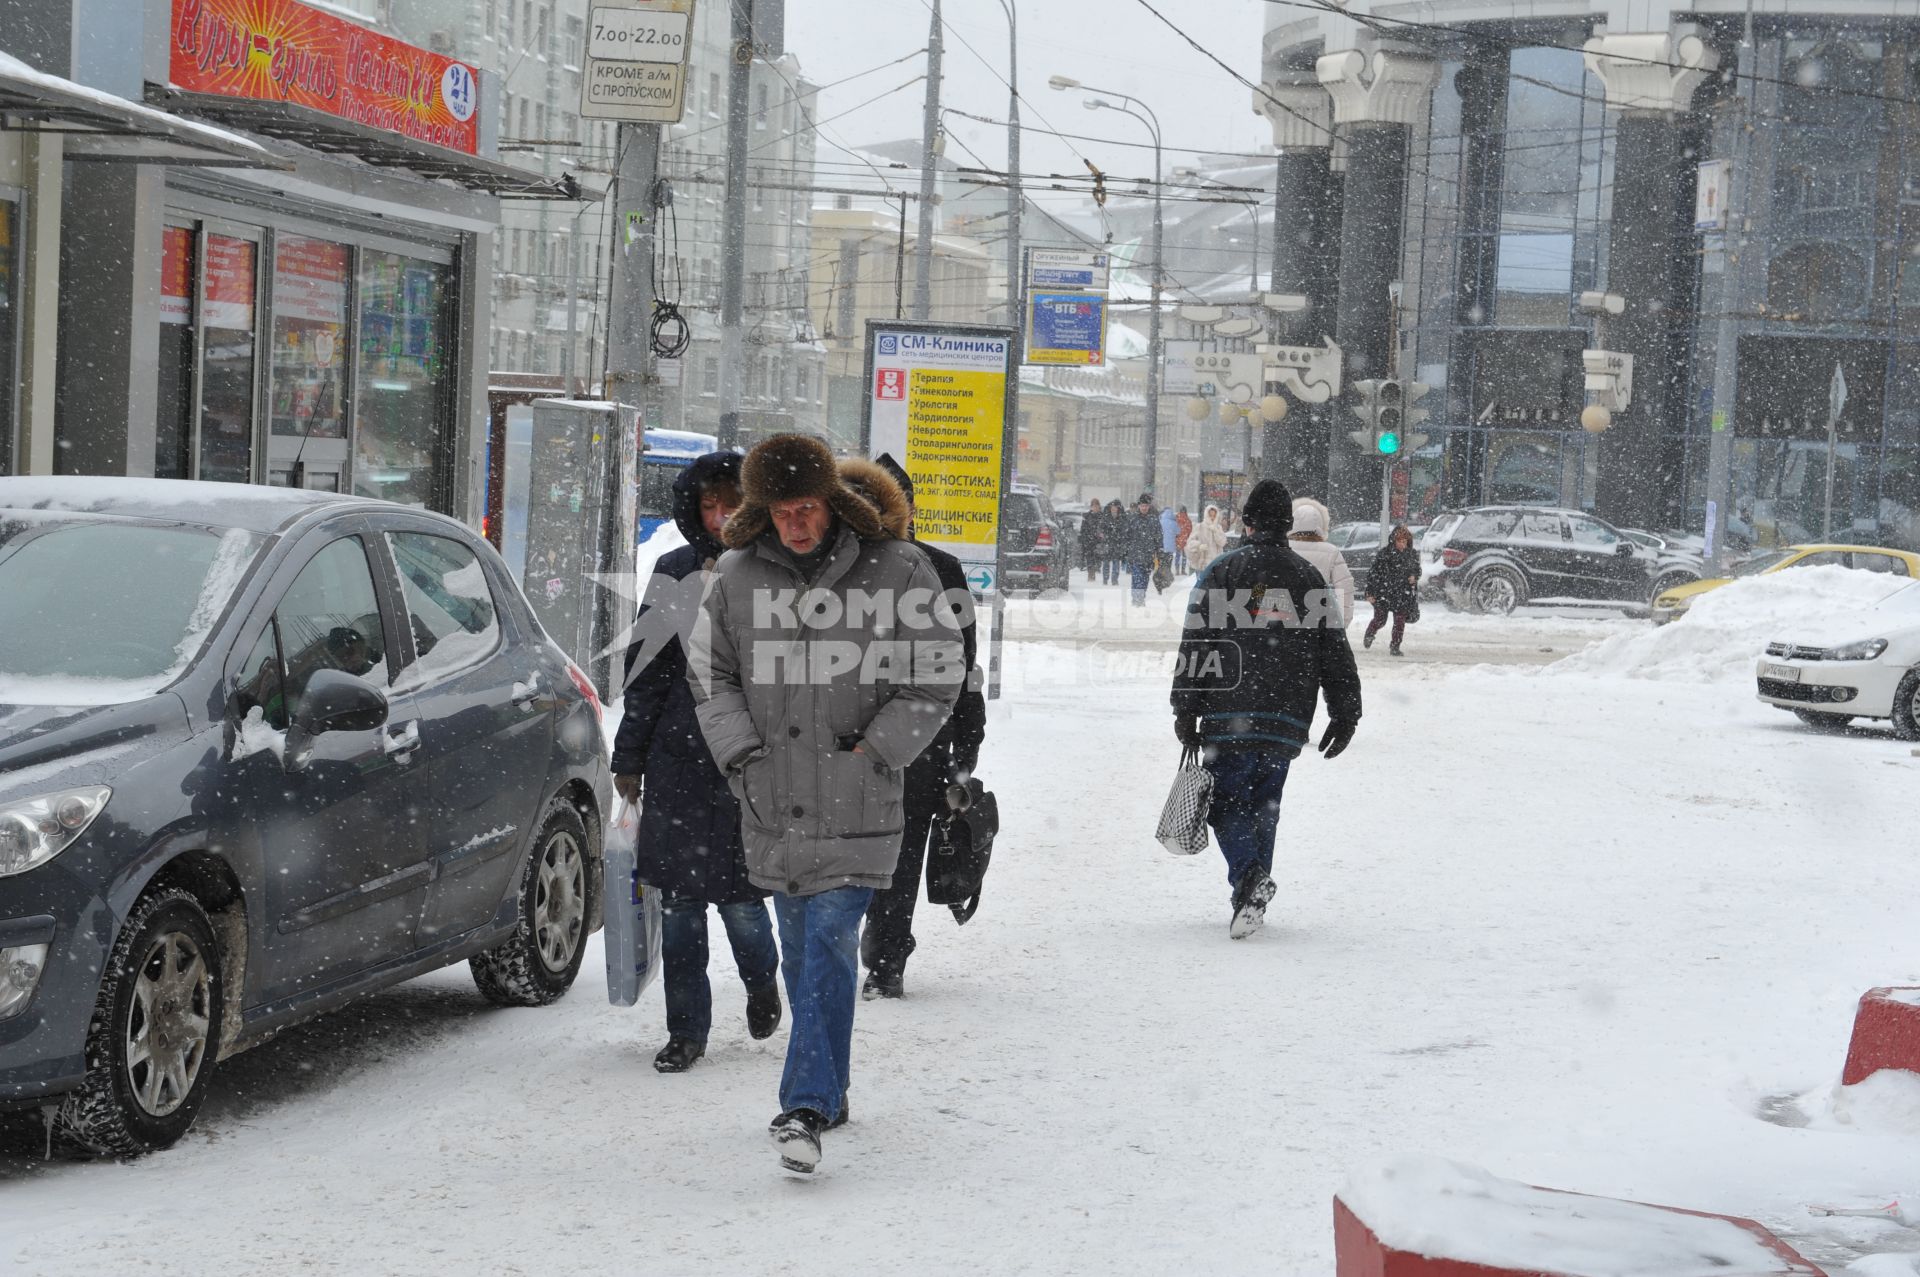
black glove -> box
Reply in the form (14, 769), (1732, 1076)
(1318, 719), (1357, 760)
(1174, 715), (1202, 750)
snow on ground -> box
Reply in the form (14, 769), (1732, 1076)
(1548, 567), (1906, 684)
(3, 584), (1917, 1274)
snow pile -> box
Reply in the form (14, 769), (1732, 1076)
(1546, 567), (1905, 684)
(1798, 1070), (1920, 1138)
(1341, 1157), (1813, 1276)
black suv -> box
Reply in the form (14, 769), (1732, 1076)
(1426, 505), (1658, 613)
(1001, 487), (1070, 594)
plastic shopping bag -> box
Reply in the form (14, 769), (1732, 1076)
(1155, 746), (1213, 856)
(602, 799), (662, 1006)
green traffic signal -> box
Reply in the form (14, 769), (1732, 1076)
(1377, 431), (1402, 456)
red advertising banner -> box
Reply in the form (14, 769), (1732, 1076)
(161, 226), (193, 326)
(170, 0), (481, 155)
(205, 235), (256, 331)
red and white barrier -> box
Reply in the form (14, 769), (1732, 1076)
(1334, 1158), (1825, 1277)
(1842, 986), (1920, 1087)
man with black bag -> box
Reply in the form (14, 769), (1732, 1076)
(850, 455), (987, 1001)
(1171, 479), (1363, 939)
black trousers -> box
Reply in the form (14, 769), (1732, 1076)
(862, 758), (949, 981)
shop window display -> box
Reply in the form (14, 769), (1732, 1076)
(353, 249), (451, 509)
(269, 236), (351, 491)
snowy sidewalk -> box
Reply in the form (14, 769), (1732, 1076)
(3, 626), (1917, 1274)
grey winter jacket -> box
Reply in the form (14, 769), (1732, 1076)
(687, 523), (965, 896)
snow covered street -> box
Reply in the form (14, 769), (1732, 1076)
(4, 590), (1918, 1275)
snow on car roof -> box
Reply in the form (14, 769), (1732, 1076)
(0, 476), (371, 534)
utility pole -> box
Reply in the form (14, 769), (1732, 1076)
(913, 0), (943, 320)
(999, 0), (1022, 333)
(718, 0), (755, 450)
(1704, 9), (1757, 572)
(607, 125), (662, 416)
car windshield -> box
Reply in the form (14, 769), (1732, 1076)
(0, 513), (262, 704)
(1732, 549), (1795, 577)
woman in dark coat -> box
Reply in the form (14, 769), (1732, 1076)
(612, 451), (781, 1073)
(1081, 499), (1106, 583)
(1103, 499), (1127, 585)
(1363, 524), (1422, 656)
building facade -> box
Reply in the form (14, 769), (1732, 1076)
(1258, 0), (1920, 553)
(0, 0), (578, 522)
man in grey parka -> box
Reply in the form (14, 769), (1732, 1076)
(688, 433), (964, 1174)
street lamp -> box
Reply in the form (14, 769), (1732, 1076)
(1054, 75), (1164, 497)
(996, 0), (1023, 334)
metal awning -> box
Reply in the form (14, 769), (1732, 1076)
(148, 87), (599, 202)
(0, 51), (282, 168)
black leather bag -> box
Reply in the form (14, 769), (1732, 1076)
(926, 778), (998, 925)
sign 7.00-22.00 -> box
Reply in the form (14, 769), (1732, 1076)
(589, 8), (690, 61)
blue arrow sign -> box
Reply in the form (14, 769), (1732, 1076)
(966, 567), (995, 593)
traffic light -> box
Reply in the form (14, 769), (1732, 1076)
(1348, 380), (1432, 457)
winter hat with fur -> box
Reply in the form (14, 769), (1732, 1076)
(1290, 497), (1330, 537)
(1239, 479), (1294, 536)
(722, 434), (884, 550)
(837, 457), (912, 539)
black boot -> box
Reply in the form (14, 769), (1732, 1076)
(1228, 870), (1277, 940)
(862, 970), (903, 1001)
(746, 984), (783, 1040)
(653, 1037), (705, 1073)
(770, 1108), (826, 1173)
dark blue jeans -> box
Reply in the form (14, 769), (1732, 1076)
(1130, 560), (1152, 604)
(1103, 557), (1122, 585)
(661, 894), (779, 1043)
(1203, 748), (1294, 894)
(773, 886), (873, 1122)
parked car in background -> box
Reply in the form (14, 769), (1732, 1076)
(1756, 580), (1920, 737)
(1332, 521), (1431, 581)
(1424, 505), (1657, 614)
(0, 478), (608, 1154)
(1056, 505), (1086, 568)
(1620, 527), (1706, 602)
(1653, 544), (1920, 624)
(1001, 484), (1070, 594)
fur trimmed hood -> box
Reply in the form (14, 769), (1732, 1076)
(1291, 497), (1331, 538)
(837, 457), (912, 539)
(722, 434), (884, 551)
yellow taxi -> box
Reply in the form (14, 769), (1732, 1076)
(1652, 544), (1920, 623)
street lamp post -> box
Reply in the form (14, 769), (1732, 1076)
(1051, 75), (1164, 497)
(997, 0), (1022, 335)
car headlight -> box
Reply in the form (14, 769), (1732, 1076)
(0, 786), (112, 878)
(1831, 638), (1889, 661)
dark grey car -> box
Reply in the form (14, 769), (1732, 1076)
(0, 479), (609, 1153)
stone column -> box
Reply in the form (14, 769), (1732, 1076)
(1254, 73), (1335, 495)
(1583, 31), (1720, 528)
(1317, 47), (1438, 516)
(1443, 53), (1510, 510)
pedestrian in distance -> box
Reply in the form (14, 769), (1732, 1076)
(1288, 497), (1357, 625)
(1126, 493), (1161, 606)
(1187, 504), (1227, 574)
(1171, 479), (1363, 939)
(852, 455), (986, 1001)
(1175, 506), (1194, 574)
(688, 434), (964, 1175)
(1159, 503), (1180, 574)
(1082, 498), (1106, 584)
(1104, 499), (1127, 586)
(612, 451), (781, 1075)
(1364, 524), (1423, 657)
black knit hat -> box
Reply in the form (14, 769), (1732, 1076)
(1240, 479), (1294, 536)
(873, 453), (915, 504)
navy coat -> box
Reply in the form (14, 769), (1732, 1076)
(611, 453), (763, 904)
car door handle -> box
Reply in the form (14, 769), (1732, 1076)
(511, 674), (543, 709)
(383, 721), (421, 758)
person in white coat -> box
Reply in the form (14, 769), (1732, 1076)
(1288, 498), (1356, 625)
(1186, 504), (1227, 573)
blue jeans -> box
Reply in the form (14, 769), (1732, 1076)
(662, 894), (780, 1043)
(1130, 560), (1151, 604)
(1102, 557), (1121, 585)
(772, 887), (873, 1122)
(1203, 749), (1293, 894)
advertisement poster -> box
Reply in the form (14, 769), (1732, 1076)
(204, 235), (256, 331)
(169, 0), (481, 155)
(1025, 291), (1107, 367)
(864, 323), (1013, 586)
(270, 236), (350, 440)
(161, 227), (194, 326)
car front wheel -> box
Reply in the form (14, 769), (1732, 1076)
(471, 800), (596, 1007)
(1893, 669), (1920, 742)
(1469, 566), (1526, 615)
(55, 888), (224, 1155)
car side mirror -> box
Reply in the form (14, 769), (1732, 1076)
(293, 668), (389, 736)
(1615, 542), (1634, 558)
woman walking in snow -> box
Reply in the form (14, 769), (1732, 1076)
(1363, 524), (1423, 656)
(1187, 504), (1227, 573)
(1288, 497), (1357, 625)
(1102, 499), (1127, 586)
(1081, 499), (1106, 584)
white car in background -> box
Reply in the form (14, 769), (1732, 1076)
(1756, 581), (1920, 737)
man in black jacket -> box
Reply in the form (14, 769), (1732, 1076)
(1170, 479), (1362, 939)
(854, 454), (987, 999)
